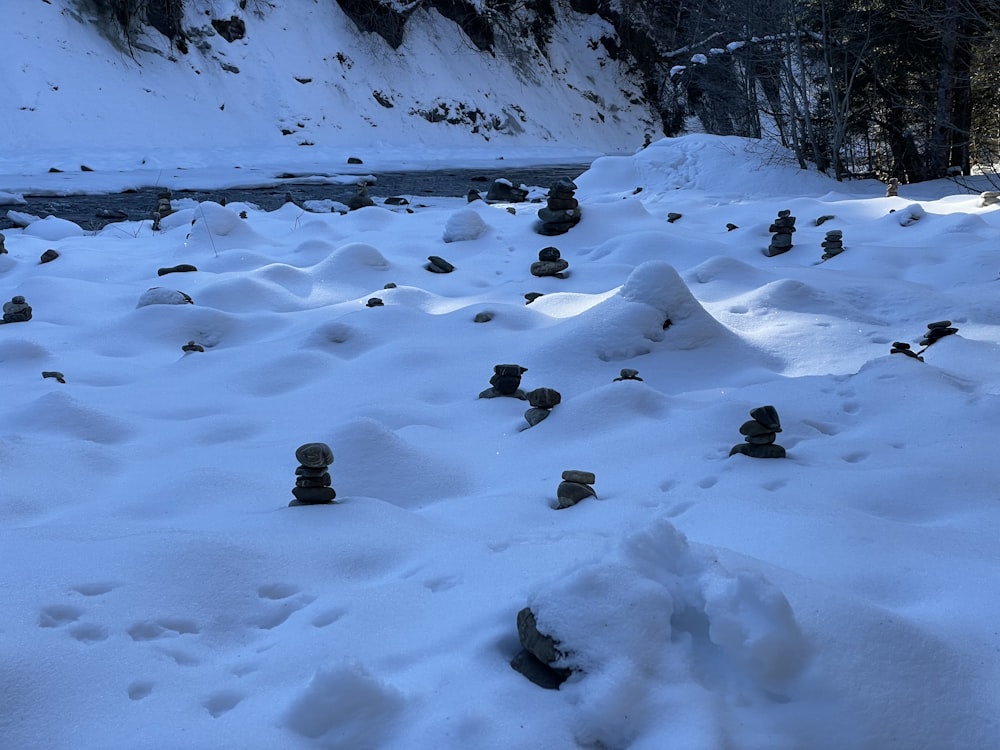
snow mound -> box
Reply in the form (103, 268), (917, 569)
(284, 663), (404, 743)
(528, 519), (812, 747)
(443, 207), (490, 242)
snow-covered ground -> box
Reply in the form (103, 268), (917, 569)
(2, 132), (999, 749)
(2, 3), (999, 748)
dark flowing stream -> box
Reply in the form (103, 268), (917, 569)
(0, 165), (589, 232)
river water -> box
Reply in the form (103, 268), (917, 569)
(0, 165), (588, 232)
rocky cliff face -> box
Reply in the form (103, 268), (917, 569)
(52, 0), (681, 158)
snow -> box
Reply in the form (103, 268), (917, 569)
(2, 3), (1000, 749)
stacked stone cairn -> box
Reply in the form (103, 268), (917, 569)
(157, 191), (174, 217)
(537, 179), (581, 236)
(730, 405), (786, 458)
(891, 320), (959, 360)
(919, 319), (958, 347)
(510, 607), (572, 689)
(820, 229), (845, 260)
(289, 442), (336, 507)
(889, 341), (922, 360)
(765, 210), (796, 256)
(530, 246), (569, 278)
(981, 191), (1000, 207)
(347, 183), (375, 211)
(2, 295), (32, 323)
(886, 178), (900, 197)
(523, 387), (562, 427)
(479, 364), (528, 400)
(613, 368), (643, 382)
(556, 470), (596, 509)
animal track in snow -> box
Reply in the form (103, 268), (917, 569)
(801, 419), (840, 436)
(127, 681), (154, 701)
(250, 586), (316, 630)
(203, 690), (245, 718)
(665, 500), (693, 517)
(39, 604), (84, 628)
(70, 582), (117, 596)
(257, 582), (300, 600)
(127, 618), (200, 641)
(312, 608), (347, 628)
(69, 623), (109, 643)
(423, 575), (460, 593)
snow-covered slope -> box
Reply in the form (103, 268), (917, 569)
(1, 1), (655, 173)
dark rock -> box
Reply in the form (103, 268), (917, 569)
(516, 607), (562, 664)
(0, 233), (6, 253)
(524, 407), (551, 426)
(749, 405), (781, 431)
(562, 470), (595, 484)
(485, 179), (528, 203)
(41, 370), (66, 383)
(526, 387), (561, 409)
(182, 341), (204, 352)
(296, 443), (334, 468)
(295, 474), (332, 488)
(549, 178), (578, 194)
(537, 246), (561, 262)
(557, 481), (596, 508)
(726, 223), (739, 231)
(739, 419), (774, 437)
(537, 206), (580, 224)
(211, 15), (246, 42)
(667, 212), (682, 223)
(524, 292), (543, 304)
(730, 443), (787, 459)
(289, 486), (337, 505)
(890, 341), (923, 360)
(347, 156), (364, 164)
(613, 368), (643, 381)
(426, 256), (455, 273)
(366, 297), (384, 307)
(546, 196), (579, 210)
(39, 249), (59, 264)
(530, 259), (569, 277)
(467, 189), (483, 203)
(510, 649), (570, 690)
(815, 215), (835, 225)
(473, 311), (493, 323)
(157, 264), (198, 276)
